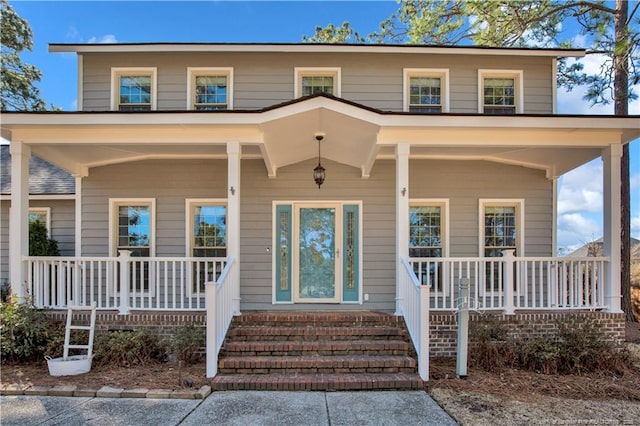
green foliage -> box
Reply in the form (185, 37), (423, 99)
(303, 22), (365, 44)
(0, 0), (48, 111)
(0, 280), (10, 302)
(29, 220), (59, 256)
(94, 330), (166, 367)
(0, 299), (63, 362)
(303, 1), (639, 109)
(167, 325), (205, 365)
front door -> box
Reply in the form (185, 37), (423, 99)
(294, 204), (341, 303)
(275, 202), (360, 304)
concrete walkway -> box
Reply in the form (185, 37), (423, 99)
(1, 390), (457, 425)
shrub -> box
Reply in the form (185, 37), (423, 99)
(469, 316), (515, 372)
(554, 316), (625, 374)
(0, 299), (64, 363)
(167, 325), (205, 365)
(469, 315), (628, 375)
(0, 280), (10, 303)
(518, 337), (560, 374)
(94, 329), (166, 367)
(29, 220), (60, 256)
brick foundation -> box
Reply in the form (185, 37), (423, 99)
(430, 311), (626, 357)
(45, 309), (625, 357)
(44, 310), (206, 338)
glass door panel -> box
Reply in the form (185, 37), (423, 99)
(295, 205), (340, 302)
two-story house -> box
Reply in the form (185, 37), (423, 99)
(2, 43), (639, 383)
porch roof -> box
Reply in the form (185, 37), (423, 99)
(2, 95), (639, 179)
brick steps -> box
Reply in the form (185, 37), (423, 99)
(211, 373), (423, 391)
(218, 355), (417, 374)
(227, 326), (408, 341)
(211, 311), (423, 391)
(220, 339), (411, 356)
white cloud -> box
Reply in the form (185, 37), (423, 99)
(632, 214), (640, 238)
(70, 99), (78, 111)
(88, 34), (118, 44)
(557, 160), (602, 215)
(557, 213), (601, 253)
(557, 54), (640, 115)
(631, 172), (639, 190)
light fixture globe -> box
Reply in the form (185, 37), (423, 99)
(313, 133), (326, 189)
(313, 162), (325, 188)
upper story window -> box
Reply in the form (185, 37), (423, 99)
(187, 67), (233, 110)
(403, 69), (449, 113)
(478, 70), (523, 114)
(111, 68), (157, 111)
(294, 67), (341, 98)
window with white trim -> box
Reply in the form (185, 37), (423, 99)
(111, 68), (157, 111)
(480, 199), (524, 291)
(404, 69), (449, 113)
(295, 67), (341, 98)
(29, 207), (51, 232)
(186, 200), (227, 292)
(478, 70), (523, 114)
(187, 200), (227, 258)
(409, 200), (448, 290)
(187, 68), (233, 110)
(110, 199), (155, 293)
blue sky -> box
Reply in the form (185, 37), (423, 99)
(9, 0), (640, 251)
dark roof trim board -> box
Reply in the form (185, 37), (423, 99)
(0, 145), (75, 195)
(3, 93), (638, 120)
(48, 42), (585, 58)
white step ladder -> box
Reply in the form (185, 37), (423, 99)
(63, 302), (96, 361)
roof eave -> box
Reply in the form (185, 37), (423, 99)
(48, 42), (585, 58)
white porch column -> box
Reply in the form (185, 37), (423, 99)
(395, 143), (410, 315)
(602, 144), (623, 313)
(227, 141), (241, 315)
(74, 176), (83, 255)
(9, 141), (31, 303)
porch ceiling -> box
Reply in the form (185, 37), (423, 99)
(260, 107), (380, 177)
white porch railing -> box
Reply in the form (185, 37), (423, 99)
(409, 252), (608, 313)
(25, 252), (228, 313)
(206, 256), (236, 378)
(399, 257), (430, 381)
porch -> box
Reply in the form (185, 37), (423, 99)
(26, 253), (609, 314)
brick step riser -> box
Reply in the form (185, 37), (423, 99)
(228, 329), (409, 340)
(219, 339), (414, 357)
(218, 358), (416, 370)
(220, 349), (411, 357)
(211, 374), (423, 391)
(232, 321), (406, 328)
(218, 367), (417, 374)
(232, 313), (405, 328)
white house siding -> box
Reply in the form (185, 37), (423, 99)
(0, 199), (76, 284)
(81, 52), (553, 114)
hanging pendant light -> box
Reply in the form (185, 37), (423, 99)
(313, 133), (326, 188)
